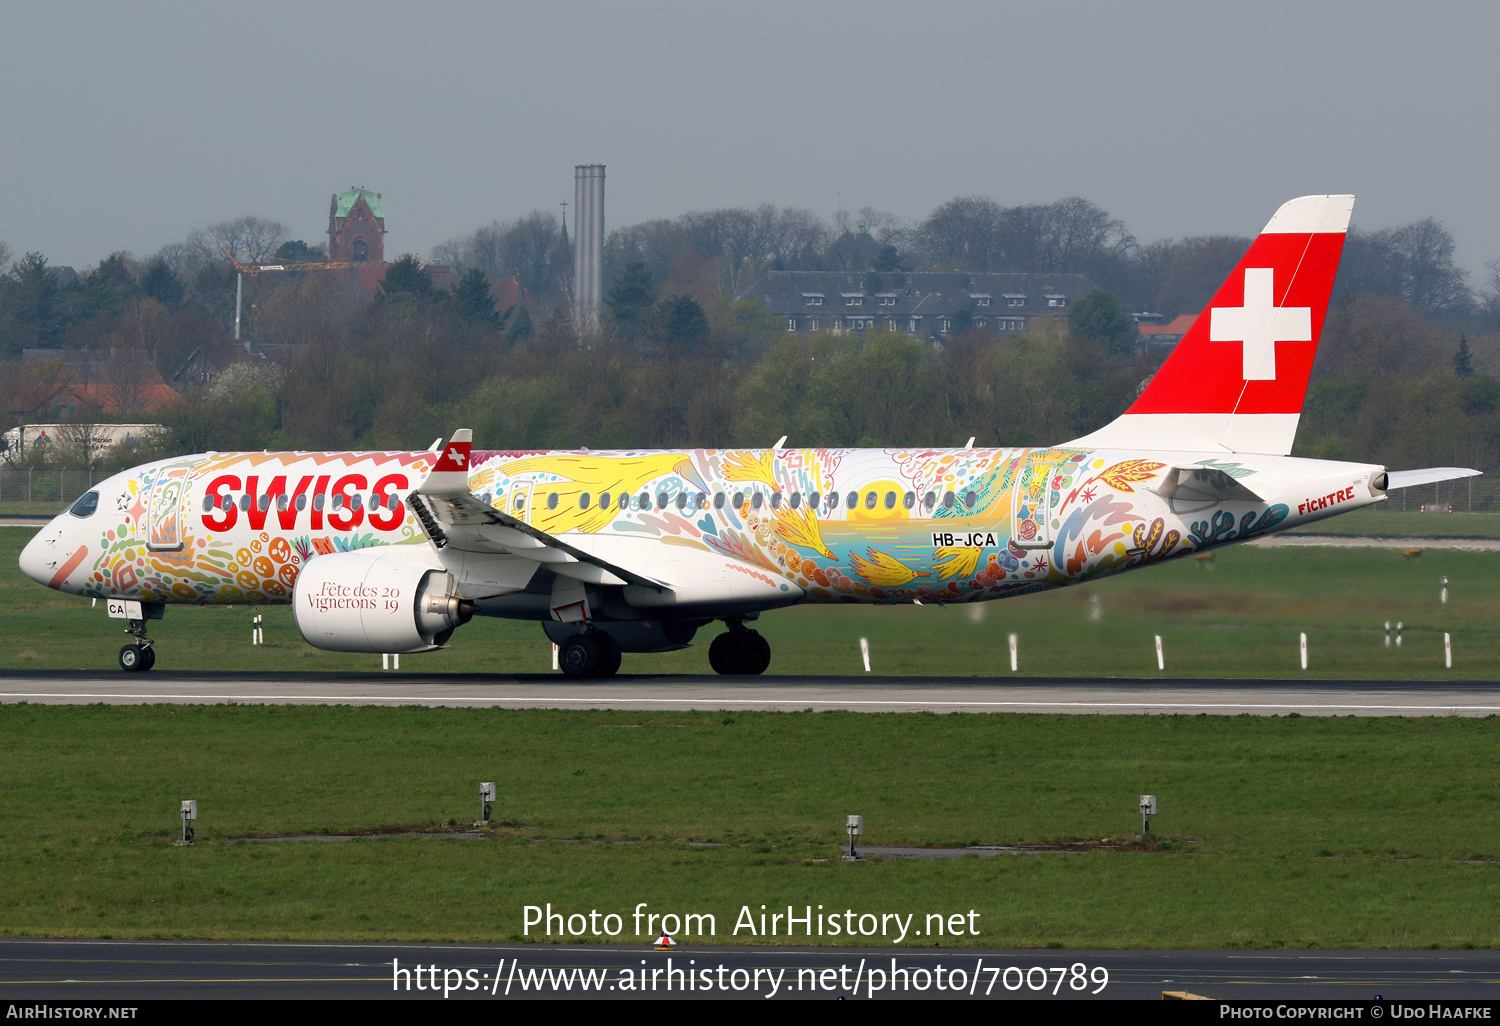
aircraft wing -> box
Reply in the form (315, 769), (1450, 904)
(410, 430), (668, 594)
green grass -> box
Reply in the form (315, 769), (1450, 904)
(3, 705), (1500, 948)
(1285, 509), (1500, 538)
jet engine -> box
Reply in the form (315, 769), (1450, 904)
(292, 550), (472, 653)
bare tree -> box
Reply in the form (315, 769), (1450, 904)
(185, 216), (292, 266)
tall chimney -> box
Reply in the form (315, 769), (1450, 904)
(573, 164), (605, 333)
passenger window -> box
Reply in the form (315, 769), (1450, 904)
(789, 492), (801, 509)
(313, 494), (325, 511)
(297, 494), (308, 511)
(964, 491), (977, 509)
(752, 492), (764, 510)
(580, 493), (591, 510)
(713, 492), (725, 509)
(809, 491), (821, 509)
(924, 491), (935, 510)
(618, 493), (629, 511)
(547, 492), (559, 510)
(656, 492), (668, 509)
(826, 491), (838, 509)
(903, 492), (915, 509)
(770, 492), (782, 509)
(884, 491), (896, 510)
(68, 491), (99, 518)
(201, 496), (213, 512)
(259, 494), (271, 511)
(942, 490), (955, 508)
(675, 493), (688, 510)
(350, 494), (362, 511)
(332, 494), (344, 510)
(865, 492), (877, 510)
(240, 495), (251, 511)
(599, 492), (611, 509)
(637, 492), (650, 510)
(846, 491), (858, 509)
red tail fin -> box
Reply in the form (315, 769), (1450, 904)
(1071, 195), (1353, 455)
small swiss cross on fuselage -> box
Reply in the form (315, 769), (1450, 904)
(440, 442), (470, 470)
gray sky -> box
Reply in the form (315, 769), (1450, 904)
(4, 0), (1497, 286)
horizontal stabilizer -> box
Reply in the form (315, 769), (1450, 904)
(1385, 467), (1482, 490)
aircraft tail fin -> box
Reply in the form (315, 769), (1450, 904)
(420, 429), (473, 494)
(1068, 195), (1355, 455)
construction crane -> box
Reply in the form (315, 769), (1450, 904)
(220, 247), (378, 345)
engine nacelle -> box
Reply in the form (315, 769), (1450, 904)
(292, 550), (472, 654)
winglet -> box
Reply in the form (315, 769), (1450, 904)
(419, 429), (473, 495)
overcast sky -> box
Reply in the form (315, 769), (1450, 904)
(3, 0), (1496, 286)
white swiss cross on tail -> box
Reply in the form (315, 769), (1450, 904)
(1210, 267), (1312, 381)
(1068, 195), (1354, 457)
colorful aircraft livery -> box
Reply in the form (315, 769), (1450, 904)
(18, 196), (1481, 676)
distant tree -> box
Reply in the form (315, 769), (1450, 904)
(450, 268), (505, 334)
(274, 240), (327, 263)
(870, 244), (906, 272)
(915, 197), (1006, 271)
(1068, 289), (1138, 360)
(655, 294), (710, 350)
(1455, 334), (1474, 378)
(605, 261), (658, 327)
(136, 257), (185, 307)
(3, 252), (65, 353)
(187, 216), (291, 265)
(507, 306), (534, 343)
(76, 253), (136, 323)
(378, 255), (434, 303)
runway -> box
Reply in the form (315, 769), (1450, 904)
(1, 938), (1497, 1000)
(2, 670), (1498, 715)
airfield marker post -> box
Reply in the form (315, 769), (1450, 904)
(860, 637), (870, 673)
(1155, 635), (1164, 671)
(552, 643), (558, 671)
(1009, 633), (1018, 673)
(1445, 633), (1452, 669)
(1300, 633), (1308, 670)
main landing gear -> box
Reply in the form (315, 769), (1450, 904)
(119, 617), (156, 672)
(557, 630), (622, 679)
(708, 623), (770, 676)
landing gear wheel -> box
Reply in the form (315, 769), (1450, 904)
(558, 634), (603, 678)
(139, 646), (156, 671)
(119, 644), (146, 672)
(708, 629), (771, 676)
(598, 634), (622, 678)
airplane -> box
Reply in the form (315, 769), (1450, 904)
(19, 195), (1481, 677)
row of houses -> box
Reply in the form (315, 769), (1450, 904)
(740, 271), (1101, 338)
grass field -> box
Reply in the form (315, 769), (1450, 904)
(2, 706), (1499, 948)
(3, 526), (1500, 949)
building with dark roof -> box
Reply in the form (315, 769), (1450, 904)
(742, 270), (1100, 338)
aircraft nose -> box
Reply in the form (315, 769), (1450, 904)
(19, 520), (86, 590)
(19, 525), (55, 585)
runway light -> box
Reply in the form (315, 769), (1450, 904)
(845, 815), (863, 860)
(1139, 795), (1156, 835)
(179, 800), (196, 845)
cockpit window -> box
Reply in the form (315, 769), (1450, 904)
(68, 491), (99, 518)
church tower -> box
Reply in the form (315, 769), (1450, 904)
(328, 187), (386, 263)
